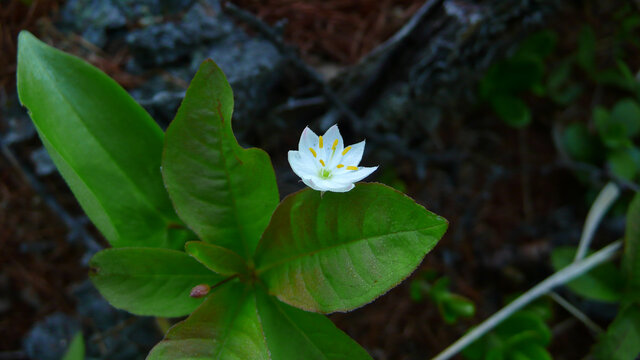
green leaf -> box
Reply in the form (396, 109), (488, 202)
(255, 288), (372, 360)
(439, 294), (475, 324)
(62, 332), (84, 360)
(562, 123), (602, 163)
(491, 95), (532, 128)
(515, 30), (557, 60)
(89, 247), (223, 317)
(594, 106), (632, 149)
(162, 60), (279, 260)
(608, 150), (638, 181)
(623, 192), (640, 298)
(496, 312), (551, 347)
(16, 31), (186, 249)
(611, 98), (640, 138)
(148, 282), (270, 360)
(149, 283), (371, 360)
(480, 59), (544, 98)
(551, 246), (624, 302)
(185, 241), (248, 276)
(592, 304), (640, 360)
(509, 343), (552, 360)
(254, 183), (448, 313)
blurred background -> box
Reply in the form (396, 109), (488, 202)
(1, 0), (639, 359)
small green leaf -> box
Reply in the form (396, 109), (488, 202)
(162, 60), (279, 260)
(491, 95), (532, 128)
(90, 248), (223, 317)
(496, 312), (551, 347)
(608, 150), (638, 181)
(551, 246), (624, 302)
(592, 304), (640, 360)
(185, 241), (248, 276)
(148, 282), (270, 360)
(62, 332), (84, 360)
(562, 123), (602, 163)
(515, 30), (557, 60)
(255, 288), (372, 360)
(623, 192), (640, 299)
(16, 31), (186, 249)
(480, 59), (544, 98)
(509, 343), (552, 360)
(255, 183), (448, 313)
(439, 294), (476, 324)
(594, 106), (632, 149)
(611, 98), (640, 138)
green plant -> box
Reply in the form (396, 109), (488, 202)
(61, 332), (84, 360)
(410, 271), (475, 324)
(479, 30), (557, 127)
(17, 31), (449, 359)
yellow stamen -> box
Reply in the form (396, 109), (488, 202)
(319, 159), (326, 166)
(332, 139), (338, 150)
(336, 164), (344, 168)
(309, 148), (317, 157)
(347, 166), (358, 170)
(319, 136), (323, 148)
(342, 146), (352, 155)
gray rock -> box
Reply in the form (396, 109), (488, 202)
(23, 313), (81, 360)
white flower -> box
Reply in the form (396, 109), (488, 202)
(288, 124), (378, 193)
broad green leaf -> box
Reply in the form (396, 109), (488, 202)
(623, 192), (640, 298)
(562, 123), (602, 163)
(611, 98), (640, 138)
(255, 288), (372, 360)
(148, 282), (269, 360)
(592, 304), (640, 360)
(551, 246), (624, 302)
(491, 95), (531, 128)
(17, 31), (185, 249)
(254, 183), (448, 313)
(186, 241), (248, 276)
(62, 332), (84, 360)
(89, 248), (223, 317)
(162, 60), (279, 259)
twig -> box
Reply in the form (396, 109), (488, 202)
(431, 240), (622, 360)
(548, 291), (603, 335)
(574, 182), (619, 262)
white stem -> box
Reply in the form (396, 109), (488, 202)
(574, 182), (619, 262)
(548, 292), (603, 334)
(431, 241), (622, 360)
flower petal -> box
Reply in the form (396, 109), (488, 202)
(303, 177), (354, 192)
(298, 126), (319, 153)
(288, 151), (316, 179)
(333, 166), (378, 185)
(340, 140), (365, 166)
(321, 124), (344, 164)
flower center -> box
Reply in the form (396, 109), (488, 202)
(319, 168), (332, 179)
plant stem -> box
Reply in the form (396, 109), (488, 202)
(574, 182), (619, 262)
(548, 291), (603, 335)
(431, 241), (622, 360)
